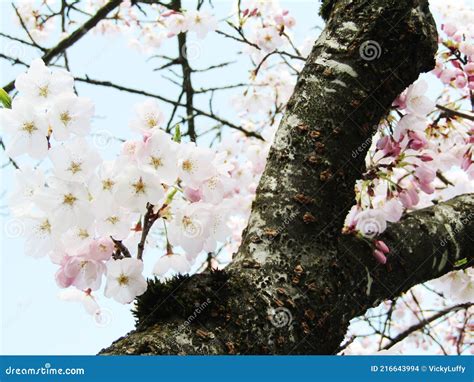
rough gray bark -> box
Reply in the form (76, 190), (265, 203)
(100, 0), (473, 355)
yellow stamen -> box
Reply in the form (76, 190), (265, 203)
(102, 179), (115, 191)
(22, 121), (37, 134)
(59, 111), (72, 125)
(67, 161), (82, 174)
(63, 193), (77, 206)
(117, 273), (129, 286)
(132, 178), (146, 194)
(150, 156), (163, 169)
(38, 86), (49, 98)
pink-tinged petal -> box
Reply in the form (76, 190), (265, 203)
(372, 249), (387, 264)
(375, 240), (390, 254)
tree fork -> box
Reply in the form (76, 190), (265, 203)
(99, 0), (471, 355)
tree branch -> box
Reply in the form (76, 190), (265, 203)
(98, 0), (462, 356)
(381, 303), (472, 351)
(3, 0), (123, 93)
(74, 76), (263, 139)
(436, 104), (474, 121)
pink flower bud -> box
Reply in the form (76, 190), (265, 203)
(461, 155), (472, 171)
(419, 154), (433, 162)
(399, 185), (419, 208)
(375, 240), (390, 254)
(451, 60), (461, 70)
(250, 8), (258, 17)
(372, 249), (387, 264)
(408, 131), (427, 150)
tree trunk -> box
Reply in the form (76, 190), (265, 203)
(100, 0), (473, 355)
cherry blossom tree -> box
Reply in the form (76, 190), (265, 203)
(0, 0), (472, 355)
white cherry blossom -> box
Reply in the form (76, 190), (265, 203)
(49, 138), (101, 182)
(405, 79), (435, 116)
(153, 253), (191, 277)
(355, 209), (387, 238)
(129, 99), (165, 135)
(104, 258), (147, 304)
(178, 143), (216, 188)
(94, 199), (132, 240)
(48, 94), (94, 141)
(8, 165), (45, 216)
(14, 58), (74, 105)
(115, 166), (165, 212)
(168, 201), (211, 255)
(61, 225), (95, 254)
(165, 13), (189, 35)
(22, 214), (59, 258)
(89, 161), (122, 205)
(36, 177), (93, 229)
(136, 129), (179, 185)
(255, 26), (284, 52)
(58, 289), (101, 316)
(185, 10), (217, 39)
(0, 98), (48, 159)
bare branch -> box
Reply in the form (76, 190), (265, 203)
(3, 0), (123, 93)
(382, 303), (472, 350)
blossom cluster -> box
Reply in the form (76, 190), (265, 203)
(3, 0), (472, 354)
(343, 20), (473, 263)
(1, 59), (264, 312)
(14, 0), (218, 54)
